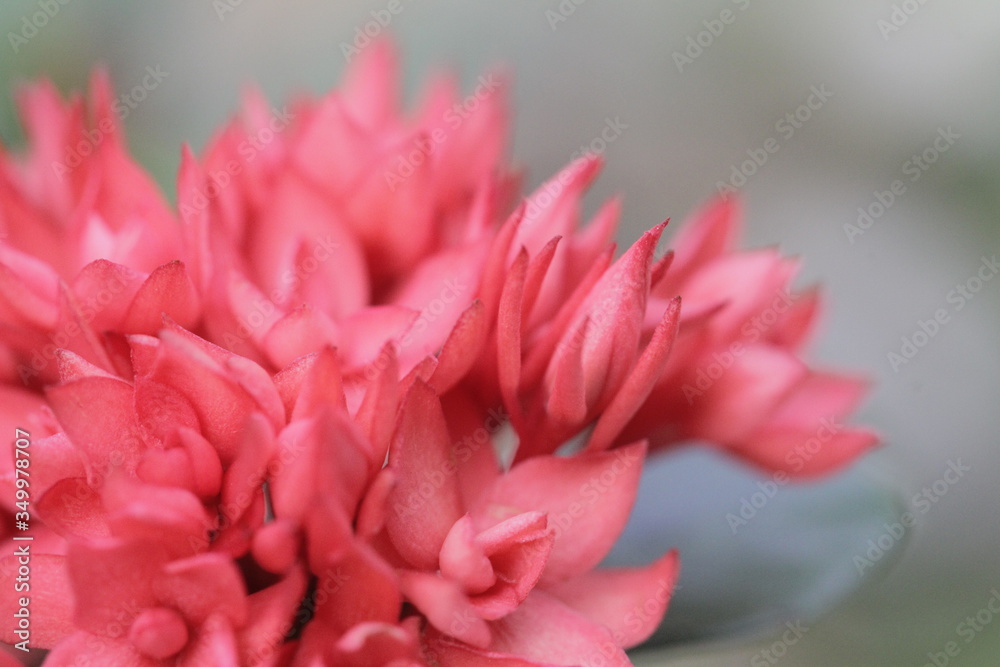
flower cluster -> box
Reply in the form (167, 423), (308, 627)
(0, 41), (875, 665)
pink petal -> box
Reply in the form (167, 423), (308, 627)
(545, 550), (679, 648)
(496, 249), (529, 425)
(354, 343), (400, 465)
(356, 468), (396, 540)
(69, 259), (143, 331)
(521, 245), (613, 389)
(543, 315), (590, 431)
(471, 512), (554, 620)
(172, 427), (224, 500)
(487, 591), (631, 666)
(46, 375), (146, 478)
(103, 480), (211, 558)
(43, 631), (160, 667)
(333, 621), (421, 666)
(474, 442), (646, 584)
(312, 541), (402, 636)
(431, 299), (488, 394)
(179, 613), (240, 665)
(263, 305), (340, 369)
(422, 635), (557, 667)
(288, 347), (347, 422)
(685, 345), (808, 445)
(123, 261), (201, 334)
(240, 565), (309, 665)
(0, 553), (75, 648)
(519, 236), (561, 324)
(570, 222), (665, 409)
(221, 413), (276, 525)
(155, 553), (248, 626)
(440, 515), (497, 594)
(742, 424), (879, 478)
(385, 380), (464, 569)
(340, 37), (399, 128)
(339, 305), (418, 371)
(587, 297), (681, 453)
(399, 570), (491, 648)
(67, 537), (167, 636)
(128, 607), (189, 659)
(251, 519), (301, 574)
(659, 195), (741, 293)
(132, 375), (201, 447)
(35, 477), (110, 539)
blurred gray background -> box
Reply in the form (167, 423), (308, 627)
(1, 1), (998, 665)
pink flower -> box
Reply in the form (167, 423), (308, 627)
(177, 39), (515, 379)
(0, 71), (199, 388)
(0, 36), (876, 666)
(621, 197), (879, 476)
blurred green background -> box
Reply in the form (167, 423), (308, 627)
(2, 1), (998, 665)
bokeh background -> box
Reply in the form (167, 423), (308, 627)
(1, 1), (998, 665)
